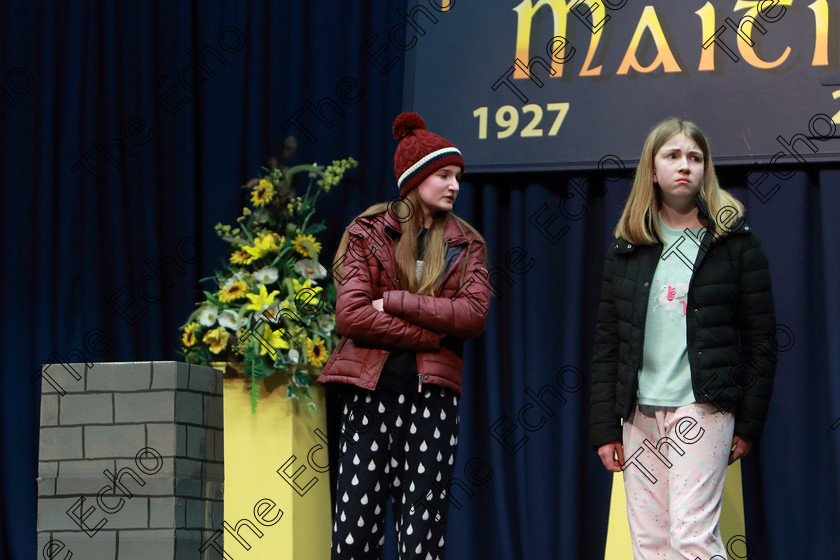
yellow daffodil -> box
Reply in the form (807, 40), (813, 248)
(182, 323), (199, 347)
(251, 178), (276, 207)
(245, 284), (280, 313)
(292, 233), (321, 258)
(217, 280), (248, 302)
(291, 277), (323, 296)
(202, 327), (230, 354)
(306, 337), (328, 367)
(259, 324), (290, 359)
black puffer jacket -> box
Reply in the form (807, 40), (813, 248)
(590, 207), (777, 449)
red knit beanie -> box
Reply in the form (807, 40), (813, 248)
(393, 112), (464, 197)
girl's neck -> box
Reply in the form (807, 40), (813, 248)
(660, 202), (702, 230)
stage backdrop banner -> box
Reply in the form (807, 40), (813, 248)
(403, 0), (840, 172)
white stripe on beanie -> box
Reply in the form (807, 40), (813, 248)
(397, 147), (462, 188)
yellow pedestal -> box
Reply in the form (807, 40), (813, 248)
(221, 371), (332, 560)
(605, 461), (745, 558)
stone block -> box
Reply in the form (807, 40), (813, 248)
(204, 461), (224, 483)
(149, 496), (185, 529)
(114, 391), (175, 423)
(39, 427), (83, 461)
(188, 364), (220, 394)
(146, 423), (177, 456)
(187, 426), (209, 460)
(179, 528), (220, 560)
(38, 495), (106, 532)
(185, 497), (212, 529)
(86, 361), (152, 392)
(54, 460), (115, 495)
(84, 424), (146, 459)
(214, 428), (224, 462)
(60, 393), (113, 425)
(97, 495), (149, 529)
(203, 394), (223, 429)
(175, 391), (204, 425)
(41, 393), (59, 426)
(150, 361), (189, 390)
(43, 529), (117, 559)
(175, 477), (202, 499)
(38, 460), (58, 479)
(39, 362), (88, 395)
(176, 424), (188, 457)
(37, 477), (56, 497)
(117, 529), (175, 560)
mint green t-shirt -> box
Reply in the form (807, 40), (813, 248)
(637, 216), (705, 406)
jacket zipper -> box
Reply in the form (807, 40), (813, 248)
(435, 241), (470, 295)
(417, 373), (423, 393)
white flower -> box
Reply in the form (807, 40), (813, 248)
(294, 259), (327, 280)
(221, 272), (245, 289)
(199, 305), (219, 327)
(288, 348), (300, 364)
(262, 303), (281, 324)
(254, 266), (279, 285)
(217, 309), (241, 330)
(318, 314), (335, 334)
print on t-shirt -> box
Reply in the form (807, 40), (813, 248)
(653, 279), (688, 318)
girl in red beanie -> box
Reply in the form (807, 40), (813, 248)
(319, 112), (491, 559)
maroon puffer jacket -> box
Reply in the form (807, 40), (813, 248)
(317, 210), (491, 395)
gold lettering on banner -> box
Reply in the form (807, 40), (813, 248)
(808, 0), (829, 66)
(616, 6), (681, 74)
(579, 0), (608, 76)
(513, 0), (572, 78)
(696, 2), (717, 71)
(511, 1), (832, 78)
(733, 0), (793, 69)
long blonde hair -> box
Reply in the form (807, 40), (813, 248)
(615, 118), (744, 244)
(333, 189), (484, 295)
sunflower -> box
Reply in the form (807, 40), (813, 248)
(202, 327), (230, 354)
(182, 322), (199, 347)
(230, 249), (255, 265)
(217, 280), (248, 302)
(251, 178), (276, 207)
(306, 336), (328, 367)
(292, 233), (322, 258)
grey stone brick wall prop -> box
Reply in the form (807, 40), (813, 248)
(37, 361), (224, 560)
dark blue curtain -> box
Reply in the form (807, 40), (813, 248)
(2, 1), (838, 559)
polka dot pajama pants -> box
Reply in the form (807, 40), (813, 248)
(622, 403), (735, 559)
(331, 386), (459, 560)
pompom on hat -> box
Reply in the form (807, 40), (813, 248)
(393, 112), (464, 197)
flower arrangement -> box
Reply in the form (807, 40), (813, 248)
(179, 148), (357, 412)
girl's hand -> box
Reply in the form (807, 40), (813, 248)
(728, 435), (752, 464)
(372, 298), (384, 312)
(597, 441), (625, 472)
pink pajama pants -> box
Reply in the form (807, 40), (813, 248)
(622, 403), (735, 559)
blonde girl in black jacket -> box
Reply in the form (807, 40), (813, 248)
(590, 118), (776, 559)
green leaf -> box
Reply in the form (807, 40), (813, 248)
(300, 239), (319, 260)
(202, 291), (225, 307)
(292, 369), (311, 388)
